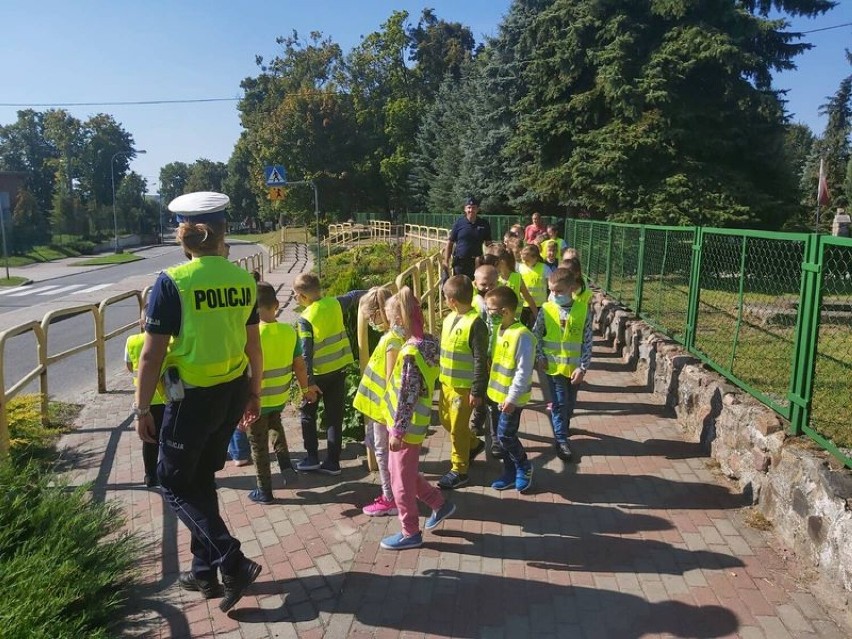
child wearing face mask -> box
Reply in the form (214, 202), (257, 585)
(293, 273), (366, 475)
(533, 263), (593, 462)
(380, 286), (456, 550)
(354, 287), (403, 516)
(470, 264), (499, 443)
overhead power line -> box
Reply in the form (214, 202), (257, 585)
(0, 97), (240, 108)
(801, 21), (852, 34)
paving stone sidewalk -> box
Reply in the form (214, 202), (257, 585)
(59, 249), (848, 639)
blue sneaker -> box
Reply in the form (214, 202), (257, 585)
(516, 464), (534, 494)
(424, 501), (457, 530)
(295, 456), (321, 472)
(248, 488), (273, 504)
(491, 472), (516, 491)
(380, 532), (423, 550)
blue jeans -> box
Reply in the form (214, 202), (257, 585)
(487, 399), (529, 474)
(545, 374), (578, 444)
(228, 428), (251, 461)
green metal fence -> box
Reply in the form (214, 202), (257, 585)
(566, 218), (852, 468)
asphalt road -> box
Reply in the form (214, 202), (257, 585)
(1, 242), (263, 403)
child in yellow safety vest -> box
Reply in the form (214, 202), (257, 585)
(436, 275), (488, 490)
(533, 263), (593, 462)
(539, 224), (568, 259)
(353, 287), (403, 517)
(496, 248), (537, 322)
(379, 286), (456, 551)
(485, 286), (535, 494)
(294, 273), (366, 475)
(241, 282), (316, 504)
(125, 310), (166, 488)
(518, 244), (549, 329)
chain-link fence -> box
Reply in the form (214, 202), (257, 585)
(566, 218), (852, 467)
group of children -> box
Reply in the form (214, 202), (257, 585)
(126, 238), (592, 552)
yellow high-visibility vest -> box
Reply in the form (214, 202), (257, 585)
(439, 308), (479, 389)
(300, 297), (354, 375)
(384, 343), (438, 444)
(163, 257), (255, 388)
(259, 321), (297, 408)
(498, 271), (523, 319)
(487, 322), (533, 406)
(353, 332), (403, 424)
(125, 332), (166, 405)
(540, 288), (591, 377)
(519, 261), (547, 307)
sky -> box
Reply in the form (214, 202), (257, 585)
(0, 1), (849, 195)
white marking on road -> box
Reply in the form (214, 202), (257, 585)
(38, 284), (85, 295)
(6, 285), (63, 297)
(70, 283), (112, 295)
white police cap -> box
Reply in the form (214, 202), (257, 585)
(168, 191), (229, 223)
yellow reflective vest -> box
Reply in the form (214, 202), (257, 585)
(259, 321), (297, 409)
(163, 257), (255, 388)
(519, 261), (547, 307)
(385, 343), (438, 444)
(487, 322), (533, 406)
(540, 288), (591, 377)
(300, 296), (354, 375)
(498, 271), (524, 319)
(439, 308), (479, 389)
(125, 333), (166, 405)
(353, 332), (403, 424)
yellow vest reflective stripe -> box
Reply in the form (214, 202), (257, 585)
(301, 297), (354, 375)
(540, 289), (591, 377)
(498, 271), (523, 319)
(125, 333), (166, 405)
(353, 332), (403, 423)
(519, 261), (547, 307)
(259, 321), (297, 408)
(385, 343), (438, 444)
(439, 309), (479, 389)
(164, 257), (255, 388)
(487, 322), (533, 406)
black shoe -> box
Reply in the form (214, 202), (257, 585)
(490, 442), (505, 459)
(437, 471), (469, 489)
(144, 474), (159, 488)
(179, 571), (223, 598)
(318, 461), (342, 476)
(556, 440), (573, 461)
(219, 558), (262, 612)
(469, 439), (486, 462)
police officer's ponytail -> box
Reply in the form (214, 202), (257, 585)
(177, 220), (226, 256)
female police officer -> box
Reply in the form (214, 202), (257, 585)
(134, 191), (263, 612)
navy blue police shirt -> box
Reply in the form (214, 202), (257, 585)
(449, 215), (492, 261)
(145, 271), (259, 336)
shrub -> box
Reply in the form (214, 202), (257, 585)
(0, 395), (140, 638)
(0, 462), (139, 639)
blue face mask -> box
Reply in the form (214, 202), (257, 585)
(552, 293), (571, 306)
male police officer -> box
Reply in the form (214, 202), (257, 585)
(444, 196), (492, 281)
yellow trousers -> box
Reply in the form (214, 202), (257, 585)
(439, 382), (480, 474)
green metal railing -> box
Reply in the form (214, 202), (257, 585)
(566, 218), (852, 468)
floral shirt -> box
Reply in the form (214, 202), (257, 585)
(391, 334), (440, 439)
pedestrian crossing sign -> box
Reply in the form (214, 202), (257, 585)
(265, 165), (287, 186)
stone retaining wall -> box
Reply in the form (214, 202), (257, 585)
(593, 294), (852, 600)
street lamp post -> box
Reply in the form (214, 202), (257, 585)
(111, 149), (146, 253)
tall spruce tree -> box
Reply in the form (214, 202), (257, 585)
(505, 0), (835, 227)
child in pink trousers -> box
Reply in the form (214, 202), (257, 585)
(380, 286), (456, 550)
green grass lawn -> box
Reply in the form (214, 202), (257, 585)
(74, 253), (143, 266)
(231, 227), (314, 246)
(597, 273), (852, 455)
(0, 276), (28, 287)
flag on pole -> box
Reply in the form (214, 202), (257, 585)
(817, 158), (831, 207)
